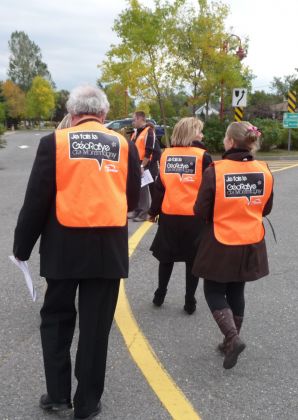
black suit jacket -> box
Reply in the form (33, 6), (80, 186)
(13, 123), (141, 279)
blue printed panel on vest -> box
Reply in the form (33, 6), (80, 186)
(224, 172), (264, 203)
(69, 131), (120, 169)
(165, 155), (196, 178)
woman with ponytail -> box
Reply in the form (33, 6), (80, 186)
(193, 121), (274, 369)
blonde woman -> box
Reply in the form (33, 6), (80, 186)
(192, 121), (274, 369)
(57, 113), (72, 129)
(148, 117), (212, 314)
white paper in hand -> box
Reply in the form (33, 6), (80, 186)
(141, 169), (154, 187)
(9, 256), (37, 301)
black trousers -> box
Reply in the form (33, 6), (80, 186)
(40, 277), (120, 417)
(203, 279), (245, 316)
(158, 261), (199, 300)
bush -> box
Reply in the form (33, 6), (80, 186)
(0, 123), (6, 149)
(0, 123), (5, 135)
(251, 118), (286, 151)
(203, 116), (227, 153)
(279, 127), (298, 150)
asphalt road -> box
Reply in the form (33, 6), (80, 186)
(0, 131), (297, 420)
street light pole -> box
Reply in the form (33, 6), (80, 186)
(220, 34), (246, 121)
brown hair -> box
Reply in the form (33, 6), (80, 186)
(226, 121), (261, 152)
(134, 111), (146, 120)
(171, 117), (204, 147)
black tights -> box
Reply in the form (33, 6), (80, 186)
(158, 261), (199, 298)
(204, 279), (245, 316)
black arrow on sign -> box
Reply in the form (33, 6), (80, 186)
(237, 90), (245, 106)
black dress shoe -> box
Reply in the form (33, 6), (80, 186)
(184, 297), (197, 315)
(152, 288), (167, 307)
(39, 393), (72, 411)
(73, 402), (102, 419)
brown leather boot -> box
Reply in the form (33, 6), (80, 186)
(217, 315), (243, 354)
(213, 308), (246, 369)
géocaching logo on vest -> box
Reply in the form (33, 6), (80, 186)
(224, 172), (264, 204)
(69, 131), (120, 169)
(165, 155), (196, 181)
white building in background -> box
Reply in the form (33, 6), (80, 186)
(195, 104), (219, 118)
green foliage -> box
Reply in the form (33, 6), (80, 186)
(251, 118), (286, 151)
(270, 70), (298, 99)
(203, 116), (227, 153)
(99, 0), (185, 144)
(26, 76), (55, 120)
(279, 126), (298, 150)
(104, 83), (134, 119)
(149, 90), (189, 121)
(0, 122), (5, 149)
(246, 90), (283, 119)
(169, 1), (252, 115)
(8, 31), (54, 91)
(0, 103), (6, 123)
(53, 90), (69, 122)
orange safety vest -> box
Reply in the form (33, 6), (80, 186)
(131, 126), (152, 161)
(213, 159), (273, 245)
(55, 120), (129, 227)
(160, 147), (205, 216)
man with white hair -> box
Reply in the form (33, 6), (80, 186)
(13, 85), (141, 419)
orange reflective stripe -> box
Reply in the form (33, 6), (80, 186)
(213, 160), (273, 245)
(56, 121), (129, 227)
(131, 126), (151, 161)
(160, 147), (205, 215)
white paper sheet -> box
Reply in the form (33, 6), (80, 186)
(9, 256), (37, 301)
(141, 169), (154, 187)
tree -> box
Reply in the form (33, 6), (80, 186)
(8, 31), (54, 91)
(246, 90), (283, 119)
(149, 89), (189, 123)
(103, 83), (134, 120)
(170, 0), (252, 117)
(26, 76), (55, 123)
(270, 70), (298, 99)
(0, 103), (5, 124)
(99, 0), (184, 145)
(53, 89), (69, 122)
(2, 79), (26, 120)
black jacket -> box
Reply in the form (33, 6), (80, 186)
(149, 141), (212, 263)
(13, 122), (141, 279)
(192, 149), (274, 282)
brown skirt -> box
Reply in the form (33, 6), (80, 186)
(192, 225), (269, 283)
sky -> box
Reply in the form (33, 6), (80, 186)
(0, 0), (297, 93)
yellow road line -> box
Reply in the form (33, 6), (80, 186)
(270, 163), (298, 172)
(115, 221), (201, 420)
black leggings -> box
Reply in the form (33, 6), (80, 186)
(204, 279), (245, 316)
(158, 261), (199, 298)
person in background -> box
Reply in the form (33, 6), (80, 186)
(129, 111), (155, 222)
(146, 121), (161, 200)
(13, 85), (141, 419)
(148, 117), (212, 314)
(192, 121), (273, 369)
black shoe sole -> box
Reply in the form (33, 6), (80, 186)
(183, 305), (196, 315)
(73, 404), (101, 419)
(40, 402), (72, 411)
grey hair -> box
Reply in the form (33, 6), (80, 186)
(66, 84), (110, 116)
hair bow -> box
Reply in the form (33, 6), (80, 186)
(247, 125), (261, 137)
